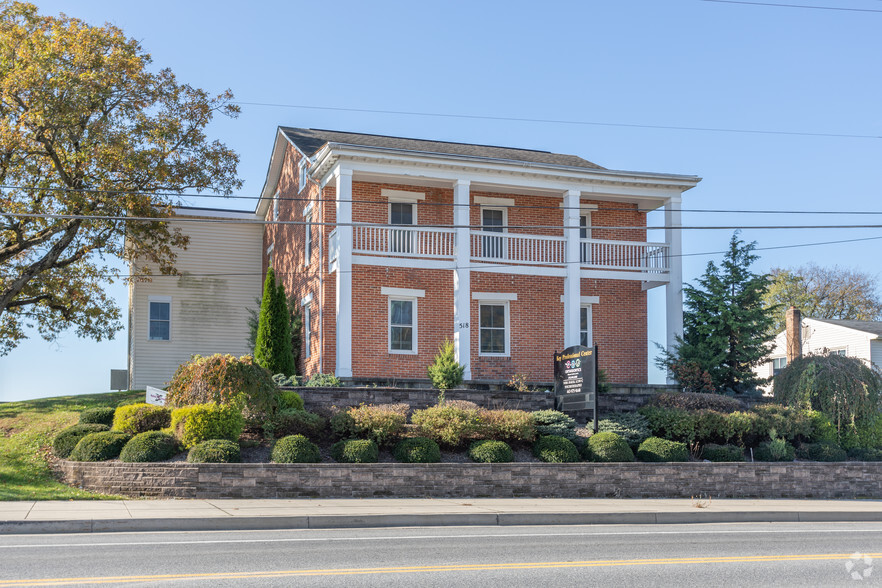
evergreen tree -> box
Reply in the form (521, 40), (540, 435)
(287, 295), (303, 370)
(661, 233), (776, 393)
(254, 269), (295, 376)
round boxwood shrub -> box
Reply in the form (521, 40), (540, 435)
(170, 404), (244, 449)
(636, 437), (689, 462)
(796, 441), (847, 462)
(68, 431), (131, 462)
(271, 434), (321, 463)
(394, 437), (441, 463)
(112, 403), (171, 435)
(264, 409), (326, 440)
(533, 435), (580, 463)
(701, 443), (745, 462)
(331, 439), (378, 463)
(119, 431), (179, 463)
(53, 424), (110, 459)
(79, 407), (116, 427)
(468, 440), (513, 463)
(188, 439), (242, 463)
(582, 431), (635, 462)
(278, 390), (304, 411)
(530, 410), (578, 442)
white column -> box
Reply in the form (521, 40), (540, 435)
(334, 167), (353, 378)
(665, 196), (684, 383)
(563, 189), (581, 347)
(453, 179), (472, 380)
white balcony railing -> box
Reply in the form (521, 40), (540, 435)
(352, 224), (456, 258)
(470, 231), (566, 265)
(580, 239), (669, 272)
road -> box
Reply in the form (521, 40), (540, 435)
(1, 522), (880, 587)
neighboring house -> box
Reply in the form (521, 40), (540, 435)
(129, 127), (701, 385)
(127, 207), (263, 389)
(759, 317), (882, 381)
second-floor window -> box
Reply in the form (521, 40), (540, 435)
(481, 207), (506, 259)
(148, 298), (171, 341)
(298, 159), (308, 192)
(389, 201), (414, 254)
(579, 213), (591, 263)
(304, 210), (313, 266)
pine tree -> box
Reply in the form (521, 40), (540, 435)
(254, 269), (295, 376)
(662, 233), (776, 394)
(427, 339), (465, 402)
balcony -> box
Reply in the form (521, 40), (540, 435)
(338, 224), (670, 279)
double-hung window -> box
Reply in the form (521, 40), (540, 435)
(580, 305), (592, 348)
(771, 356), (787, 375)
(474, 293), (514, 356)
(382, 287), (423, 354)
(303, 203), (313, 266)
(481, 207), (505, 259)
(389, 202), (414, 254)
(302, 294), (312, 359)
(298, 159), (308, 193)
(148, 297), (171, 341)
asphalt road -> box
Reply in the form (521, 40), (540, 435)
(1, 522), (881, 587)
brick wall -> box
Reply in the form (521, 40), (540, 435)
(59, 461), (882, 500)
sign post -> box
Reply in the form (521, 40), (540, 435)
(553, 344), (598, 432)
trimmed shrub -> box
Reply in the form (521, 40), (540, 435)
(701, 443), (745, 462)
(305, 373), (342, 387)
(477, 409), (536, 443)
(69, 431), (131, 462)
(264, 409), (325, 440)
(394, 437), (441, 463)
(79, 407), (116, 427)
(273, 373), (299, 388)
(752, 404), (814, 444)
(119, 431), (178, 462)
(166, 354), (278, 420)
(647, 392), (742, 413)
(753, 438), (796, 462)
(531, 410), (578, 442)
(170, 404), (244, 449)
(796, 442), (847, 462)
(347, 404), (408, 446)
(271, 434), (321, 463)
(469, 440), (514, 463)
(427, 339), (464, 395)
(583, 432), (635, 462)
(848, 447), (882, 461)
(53, 424), (109, 459)
(278, 390), (304, 411)
(412, 403), (481, 447)
(533, 435), (580, 463)
(597, 412), (651, 449)
(636, 437), (689, 462)
(188, 439), (242, 463)
(331, 439), (378, 463)
(112, 403), (171, 435)
(639, 405), (697, 443)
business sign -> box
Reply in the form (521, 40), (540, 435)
(145, 386), (167, 406)
(553, 345), (598, 431)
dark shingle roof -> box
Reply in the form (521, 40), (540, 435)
(280, 127), (605, 170)
(811, 318), (882, 337)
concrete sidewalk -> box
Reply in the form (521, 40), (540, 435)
(2, 498), (882, 534)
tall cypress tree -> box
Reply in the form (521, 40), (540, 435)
(254, 268), (295, 376)
(663, 233), (776, 393)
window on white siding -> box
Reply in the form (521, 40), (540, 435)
(772, 356), (787, 375)
(829, 348), (847, 357)
(479, 302), (508, 356)
(389, 298), (417, 353)
(298, 159), (308, 193)
(148, 298), (171, 341)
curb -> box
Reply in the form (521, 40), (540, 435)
(3, 510), (882, 535)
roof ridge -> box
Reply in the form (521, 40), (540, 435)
(303, 127), (555, 155)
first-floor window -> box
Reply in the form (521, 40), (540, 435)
(772, 356), (787, 375)
(303, 304), (312, 359)
(389, 298), (416, 353)
(580, 305), (592, 348)
(149, 298), (170, 341)
(479, 303), (507, 355)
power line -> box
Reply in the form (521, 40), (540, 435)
(701, 0), (882, 12)
(3, 185), (881, 216)
(232, 102), (881, 140)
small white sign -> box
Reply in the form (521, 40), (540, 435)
(146, 386), (167, 406)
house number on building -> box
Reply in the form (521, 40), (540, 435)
(458, 322), (469, 329)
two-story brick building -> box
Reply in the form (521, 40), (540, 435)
(255, 127), (700, 384)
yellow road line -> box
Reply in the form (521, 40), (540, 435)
(2, 552), (880, 586)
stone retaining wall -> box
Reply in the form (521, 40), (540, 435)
(58, 461), (882, 500)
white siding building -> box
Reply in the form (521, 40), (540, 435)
(127, 207), (263, 390)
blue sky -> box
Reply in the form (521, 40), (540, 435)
(1, 0), (880, 401)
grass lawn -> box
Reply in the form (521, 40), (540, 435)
(0, 390), (143, 501)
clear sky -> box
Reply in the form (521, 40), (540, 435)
(1, 0), (880, 401)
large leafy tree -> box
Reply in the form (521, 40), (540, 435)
(763, 264), (882, 333)
(661, 233), (777, 393)
(0, 2), (241, 354)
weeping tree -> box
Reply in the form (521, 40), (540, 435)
(774, 353), (882, 449)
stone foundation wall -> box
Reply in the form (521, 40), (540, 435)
(58, 461), (882, 500)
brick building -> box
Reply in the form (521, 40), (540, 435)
(256, 127), (700, 384)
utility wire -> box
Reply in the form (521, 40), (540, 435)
(701, 0), (882, 12)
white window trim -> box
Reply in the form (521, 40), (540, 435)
(388, 200), (418, 225)
(580, 304), (593, 348)
(473, 292), (517, 301)
(298, 159), (308, 193)
(480, 206), (508, 231)
(301, 293), (313, 306)
(273, 190), (280, 221)
(477, 300), (510, 357)
(388, 296), (418, 355)
(381, 287), (425, 298)
(301, 294), (312, 360)
(147, 295), (171, 342)
(304, 210), (313, 266)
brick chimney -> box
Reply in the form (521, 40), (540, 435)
(785, 306), (802, 363)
